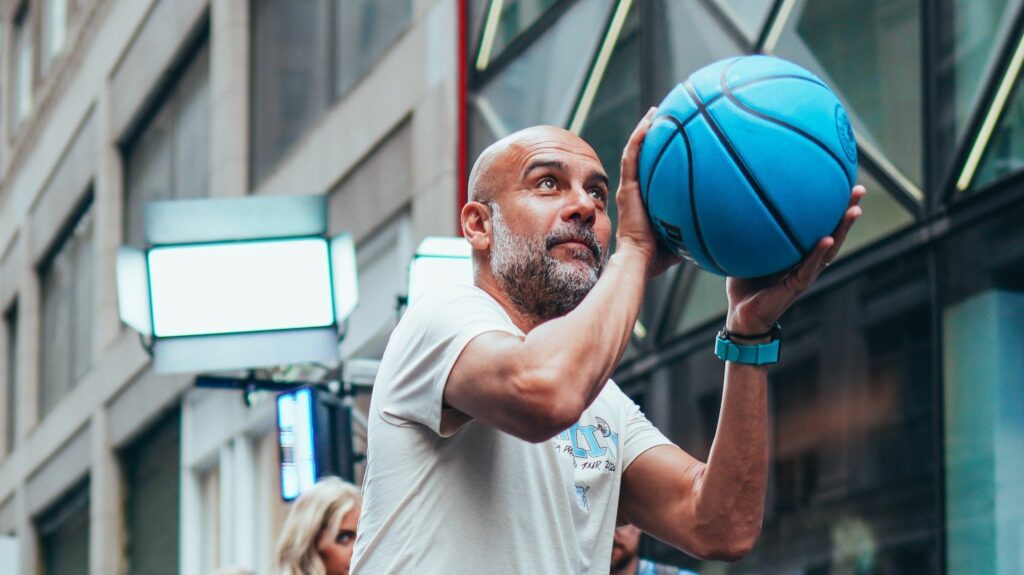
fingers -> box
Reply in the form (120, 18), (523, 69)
(795, 236), (835, 286)
(619, 107), (658, 184)
(822, 185), (866, 263)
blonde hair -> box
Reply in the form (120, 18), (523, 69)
(276, 477), (361, 575)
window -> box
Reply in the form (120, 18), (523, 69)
(38, 197), (94, 418)
(773, 0), (924, 187)
(250, 0), (331, 186)
(469, 0), (612, 160)
(973, 75), (1024, 188)
(12, 4), (34, 128)
(939, 200), (1024, 573)
(250, 0), (412, 186)
(36, 479), (90, 575)
(41, 0), (68, 75)
(334, 0), (412, 96)
(123, 43), (210, 247)
(121, 408), (180, 575)
(3, 303), (16, 455)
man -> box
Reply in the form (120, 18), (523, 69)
(611, 525), (696, 575)
(352, 109), (864, 574)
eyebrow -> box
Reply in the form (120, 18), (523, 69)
(522, 160), (609, 189)
(522, 159), (568, 180)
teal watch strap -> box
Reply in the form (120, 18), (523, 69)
(714, 323), (781, 365)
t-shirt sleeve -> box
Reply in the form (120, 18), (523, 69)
(616, 385), (674, 471)
(377, 287), (518, 437)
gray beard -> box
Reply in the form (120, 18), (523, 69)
(489, 204), (607, 323)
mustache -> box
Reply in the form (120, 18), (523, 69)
(544, 222), (602, 261)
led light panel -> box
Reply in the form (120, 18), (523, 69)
(147, 238), (334, 337)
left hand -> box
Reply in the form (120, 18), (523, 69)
(724, 185), (866, 334)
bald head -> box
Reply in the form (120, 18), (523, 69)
(468, 126), (601, 205)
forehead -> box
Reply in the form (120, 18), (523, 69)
(504, 132), (605, 177)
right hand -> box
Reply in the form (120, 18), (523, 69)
(615, 107), (681, 278)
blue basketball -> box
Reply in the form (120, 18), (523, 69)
(638, 55), (857, 278)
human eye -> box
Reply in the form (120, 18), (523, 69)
(538, 176), (558, 190)
(336, 530), (356, 546)
(589, 187), (608, 205)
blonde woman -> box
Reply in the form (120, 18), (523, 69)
(277, 477), (361, 575)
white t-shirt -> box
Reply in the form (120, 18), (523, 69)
(352, 285), (672, 575)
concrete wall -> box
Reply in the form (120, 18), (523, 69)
(0, 0), (459, 572)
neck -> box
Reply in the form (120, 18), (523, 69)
(611, 556), (639, 575)
(474, 277), (544, 333)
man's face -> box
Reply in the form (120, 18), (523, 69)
(486, 128), (611, 320)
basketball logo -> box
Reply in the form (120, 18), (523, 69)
(836, 104), (857, 163)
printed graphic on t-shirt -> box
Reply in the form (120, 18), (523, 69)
(555, 416), (620, 473)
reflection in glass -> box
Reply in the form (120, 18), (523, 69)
(335, 0), (412, 97)
(974, 75), (1024, 188)
(774, 0), (923, 187)
(470, 0), (611, 159)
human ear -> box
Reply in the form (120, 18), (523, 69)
(461, 201), (492, 250)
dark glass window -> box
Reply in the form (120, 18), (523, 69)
(121, 408), (181, 575)
(712, 0), (775, 43)
(37, 480), (90, 575)
(251, 0), (411, 186)
(649, 258), (940, 573)
(3, 303), (16, 455)
(123, 43), (211, 247)
(939, 199), (1024, 574)
(12, 4), (34, 129)
(250, 0), (331, 186)
(334, 0), (412, 96)
(38, 198), (94, 418)
(478, 0), (561, 68)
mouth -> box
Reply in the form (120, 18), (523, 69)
(550, 237), (599, 259)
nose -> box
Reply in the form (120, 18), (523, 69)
(560, 185), (596, 226)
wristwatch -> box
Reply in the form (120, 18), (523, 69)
(714, 322), (781, 365)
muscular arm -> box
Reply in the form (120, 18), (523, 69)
(619, 362), (768, 561)
(444, 246), (649, 442)
(618, 186), (866, 560)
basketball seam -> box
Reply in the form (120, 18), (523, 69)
(683, 80), (808, 258)
(660, 115), (725, 275)
(719, 64), (855, 191)
(661, 74), (832, 129)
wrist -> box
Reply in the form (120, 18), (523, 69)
(611, 241), (654, 276)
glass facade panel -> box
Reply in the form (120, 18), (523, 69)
(250, 0), (331, 186)
(124, 44), (210, 247)
(122, 409), (181, 575)
(37, 480), (90, 575)
(973, 75), (1024, 188)
(39, 201), (94, 418)
(649, 0), (745, 102)
(841, 167), (915, 255)
(774, 0), (923, 187)
(670, 268), (727, 337)
(946, 0), (1021, 140)
(3, 304), (16, 455)
(334, 0), (412, 97)
(713, 0), (776, 42)
(469, 0), (611, 160)
(486, 0), (560, 64)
